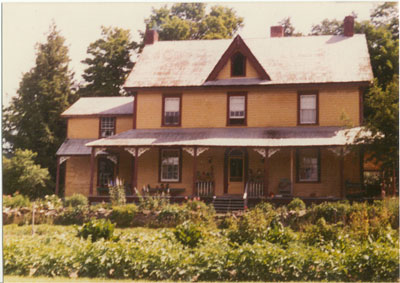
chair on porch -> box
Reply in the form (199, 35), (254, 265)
(278, 178), (292, 197)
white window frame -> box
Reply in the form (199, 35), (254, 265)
(163, 96), (181, 126)
(100, 117), (115, 138)
(160, 149), (180, 182)
(299, 94), (317, 124)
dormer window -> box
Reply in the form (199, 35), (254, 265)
(100, 117), (115, 138)
(231, 52), (246, 77)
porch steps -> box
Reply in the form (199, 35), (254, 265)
(212, 197), (245, 213)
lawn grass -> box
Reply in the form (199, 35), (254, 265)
(4, 275), (155, 282)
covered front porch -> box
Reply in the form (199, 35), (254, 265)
(80, 126), (365, 204)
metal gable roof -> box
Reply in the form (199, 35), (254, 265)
(61, 97), (134, 117)
(56, 139), (95, 156)
(86, 127), (367, 148)
(124, 34), (373, 88)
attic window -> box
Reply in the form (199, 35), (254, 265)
(231, 52), (246, 77)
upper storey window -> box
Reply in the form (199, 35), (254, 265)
(162, 94), (181, 126)
(228, 92), (247, 126)
(298, 92), (318, 125)
(231, 52), (246, 77)
(100, 117), (115, 138)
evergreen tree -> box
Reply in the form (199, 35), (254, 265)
(3, 24), (75, 184)
(145, 3), (244, 40)
(79, 26), (138, 97)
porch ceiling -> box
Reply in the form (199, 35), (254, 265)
(85, 127), (369, 148)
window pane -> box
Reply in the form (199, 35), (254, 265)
(98, 158), (115, 187)
(100, 117), (115, 137)
(164, 97), (180, 125)
(230, 96), (245, 118)
(300, 95), (316, 124)
(298, 149), (319, 182)
(161, 149), (180, 182)
(232, 53), (245, 76)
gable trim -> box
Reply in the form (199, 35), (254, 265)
(205, 35), (270, 82)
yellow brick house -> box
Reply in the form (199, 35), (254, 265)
(56, 16), (373, 207)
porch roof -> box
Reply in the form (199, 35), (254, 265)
(85, 127), (366, 148)
(56, 139), (95, 156)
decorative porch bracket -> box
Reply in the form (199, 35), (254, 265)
(183, 147), (209, 157)
(253, 148), (266, 158)
(106, 155), (118, 164)
(95, 147), (108, 156)
(138, 147), (150, 157)
(124, 147), (137, 157)
(59, 156), (70, 165)
(328, 147), (350, 156)
(268, 148), (280, 158)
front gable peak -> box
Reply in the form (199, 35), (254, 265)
(205, 35), (270, 82)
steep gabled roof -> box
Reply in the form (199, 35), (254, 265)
(205, 35), (270, 81)
(124, 34), (373, 88)
(61, 97), (134, 117)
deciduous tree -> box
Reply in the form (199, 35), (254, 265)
(144, 3), (244, 40)
(79, 26), (138, 97)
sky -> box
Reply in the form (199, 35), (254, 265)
(2, 1), (380, 107)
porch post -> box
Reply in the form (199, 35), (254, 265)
(55, 156), (61, 196)
(193, 146), (198, 197)
(264, 147), (269, 197)
(290, 148), (294, 195)
(340, 147), (345, 199)
(89, 147), (95, 195)
(133, 147), (138, 192)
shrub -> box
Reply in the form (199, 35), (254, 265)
(136, 187), (170, 211)
(109, 204), (138, 227)
(255, 201), (275, 213)
(3, 149), (51, 198)
(287, 198), (306, 211)
(109, 178), (126, 206)
(36, 194), (63, 210)
(64, 194), (88, 207)
(157, 204), (188, 227)
(54, 206), (89, 225)
(3, 193), (31, 208)
(303, 217), (339, 246)
(76, 219), (117, 242)
(174, 221), (203, 248)
(306, 201), (352, 223)
(227, 207), (276, 244)
(265, 222), (296, 248)
(184, 200), (216, 225)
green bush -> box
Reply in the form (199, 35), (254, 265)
(36, 194), (63, 210)
(174, 221), (203, 248)
(265, 222), (296, 248)
(54, 206), (89, 225)
(64, 194), (88, 207)
(306, 201), (352, 223)
(3, 149), (51, 198)
(76, 219), (117, 242)
(109, 204), (138, 227)
(287, 197), (306, 211)
(157, 204), (188, 227)
(3, 193), (31, 208)
(303, 217), (339, 246)
(184, 200), (216, 224)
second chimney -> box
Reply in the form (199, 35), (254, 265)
(344, 16), (354, 37)
(144, 29), (159, 45)
(270, 26), (284, 37)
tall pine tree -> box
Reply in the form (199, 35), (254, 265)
(3, 24), (76, 184)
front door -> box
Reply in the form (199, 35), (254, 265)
(228, 150), (245, 195)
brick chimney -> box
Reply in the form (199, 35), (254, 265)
(270, 26), (284, 37)
(344, 16), (354, 37)
(144, 29), (159, 45)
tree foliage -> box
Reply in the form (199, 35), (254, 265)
(3, 149), (51, 198)
(145, 3), (244, 40)
(3, 24), (75, 182)
(279, 17), (303, 36)
(79, 26), (138, 97)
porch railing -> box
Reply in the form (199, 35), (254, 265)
(246, 180), (264, 198)
(196, 181), (214, 197)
